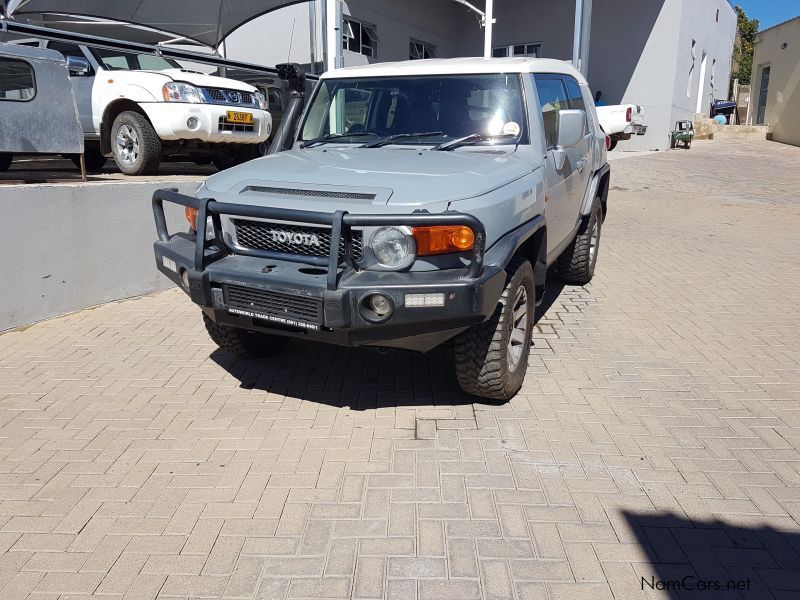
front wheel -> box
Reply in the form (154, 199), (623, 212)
(454, 257), (535, 401)
(557, 196), (602, 285)
(111, 111), (162, 175)
(203, 314), (289, 358)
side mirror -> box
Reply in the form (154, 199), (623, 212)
(557, 109), (586, 148)
(66, 56), (91, 77)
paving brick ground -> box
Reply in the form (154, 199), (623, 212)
(1, 138), (799, 599)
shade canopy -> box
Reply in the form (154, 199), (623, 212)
(6, 0), (308, 48)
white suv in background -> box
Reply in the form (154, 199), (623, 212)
(13, 39), (272, 175)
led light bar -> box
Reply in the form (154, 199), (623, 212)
(405, 293), (445, 308)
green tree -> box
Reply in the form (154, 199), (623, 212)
(732, 5), (759, 84)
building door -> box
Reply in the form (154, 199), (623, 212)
(756, 66), (770, 125)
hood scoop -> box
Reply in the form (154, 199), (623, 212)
(238, 183), (391, 205)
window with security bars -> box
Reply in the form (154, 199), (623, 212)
(410, 40), (437, 60)
(492, 43), (541, 58)
(343, 17), (378, 58)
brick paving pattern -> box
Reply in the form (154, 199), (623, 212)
(1, 139), (799, 599)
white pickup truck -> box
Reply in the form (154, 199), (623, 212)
(596, 104), (646, 150)
(10, 39), (272, 175)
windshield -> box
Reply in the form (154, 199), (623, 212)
(92, 49), (181, 71)
(300, 74), (527, 146)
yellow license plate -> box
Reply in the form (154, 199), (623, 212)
(226, 111), (253, 125)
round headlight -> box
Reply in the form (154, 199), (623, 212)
(370, 227), (415, 269)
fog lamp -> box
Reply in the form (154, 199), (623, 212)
(369, 294), (393, 317)
(187, 117), (200, 130)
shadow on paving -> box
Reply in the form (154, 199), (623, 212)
(210, 270), (568, 409)
(623, 511), (800, 600)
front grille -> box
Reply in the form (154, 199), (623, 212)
(241, 186), (377, 201)
(203, 87), (255, 106)
(218, 117), (255, 133)
(225, 284), (322, 323)
(233, 219), (364, 260)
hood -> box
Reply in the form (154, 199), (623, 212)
(151, 69), (257, 92)
(203, 147), (537, 211)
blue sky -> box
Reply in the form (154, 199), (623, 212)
(733, 0), (798, 30)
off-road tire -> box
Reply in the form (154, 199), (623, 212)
(0, 153), (13, 171)
(111, 111), (162, 175)
(203, 314), (289, 358)
(557, 196), (602, 285)
(454, 257), (535, 401)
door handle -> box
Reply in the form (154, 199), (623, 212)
(577, 158), (587, 172)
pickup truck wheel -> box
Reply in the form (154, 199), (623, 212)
(0, 153), (12, 172)
(111, 111), (161, 175)
(454, 257), (535, 401)
(203, 314), (289, 358)
(557, 196), (602, 285)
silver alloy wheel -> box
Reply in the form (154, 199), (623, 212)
(116, 125), (140, 166)
(507, 286), (528, 371)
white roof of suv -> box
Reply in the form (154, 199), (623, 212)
(321, 57), (588, 84)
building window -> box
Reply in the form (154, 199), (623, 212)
(687, 39), (696, 98)
(0, 57), (36, 102)
(492, 43), (541, 58)
(343, 17), (378, 58)
(716, 9), (719, 22)
(410, 39), (437, 60)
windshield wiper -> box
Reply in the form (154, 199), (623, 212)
(300, 132), (378, 149)
(362, 131), (443, 148)
(432, 133), (517, 151)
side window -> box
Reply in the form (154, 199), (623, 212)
(0, 58), (36, 102)
(564, 76), (588, 133)
(47, 42), (94, 74)
(533, 74), (569, 148)
(47, 42), (86, 61)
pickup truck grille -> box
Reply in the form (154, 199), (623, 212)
(233, 219), (364, 261)
(202, 88), (256, 107)
(224, 284), (322, 323)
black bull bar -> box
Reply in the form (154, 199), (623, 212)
(152, 188), (487, 292)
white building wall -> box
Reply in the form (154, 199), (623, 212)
(339, 0), (478, 67)
(218, 0), (736, 151)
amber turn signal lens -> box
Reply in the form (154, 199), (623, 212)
(185, 207), (199, 231)
(412, 226), (475, 256)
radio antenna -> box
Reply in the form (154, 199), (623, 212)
(287, 18), (296, 64)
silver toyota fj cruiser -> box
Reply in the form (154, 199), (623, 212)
(153, 58), (610, 400)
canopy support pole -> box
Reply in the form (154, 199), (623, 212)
(572, 0), (592, 76)
(323, 0), (341, 71)
(579, 0), (592, 77)
(572, 0), (582, 69)
(483, 0), (494, 58)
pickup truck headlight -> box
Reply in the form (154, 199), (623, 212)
(253, 90), (268, 110)
(369, 227), (416, 269)
(163, 82), (204, 104)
